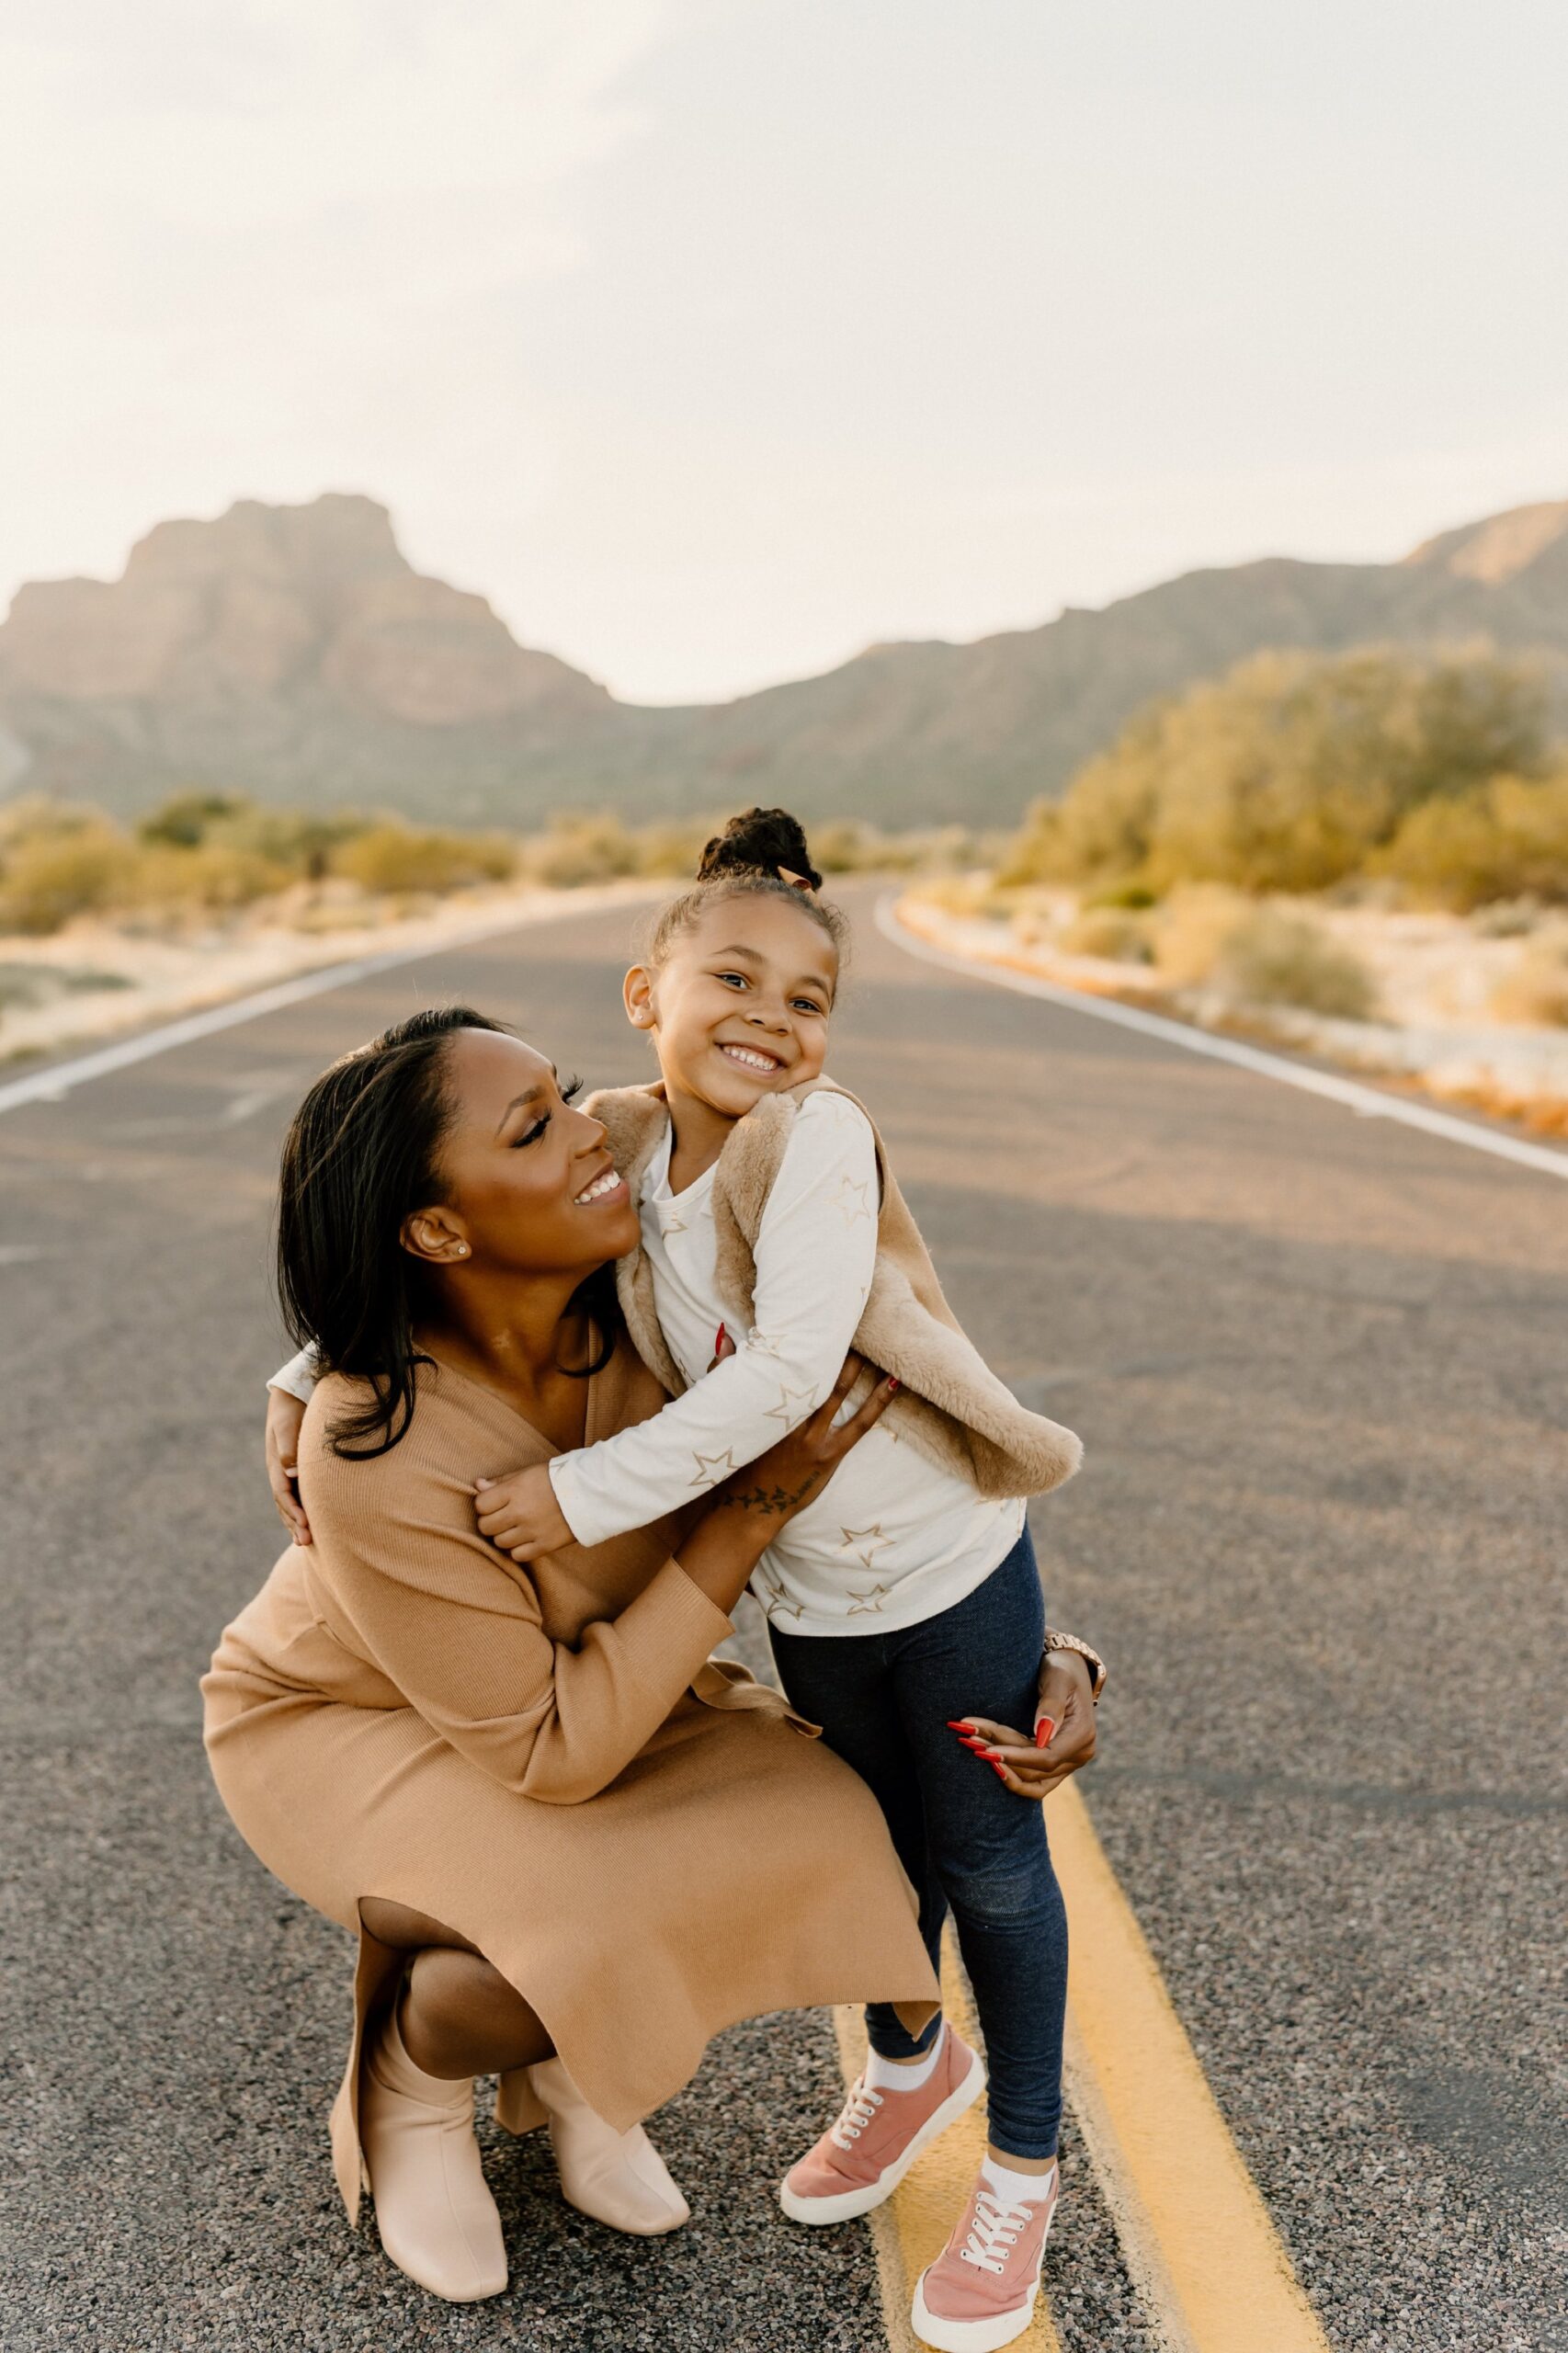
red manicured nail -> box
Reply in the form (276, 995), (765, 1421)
(715, 1323), (727, 1351)
(946, 1721), (976, 1733)
(1034, 1715), (1057, 1750)
(886, 1376), (901, 1392)
(991, 1763), (1009, 1780)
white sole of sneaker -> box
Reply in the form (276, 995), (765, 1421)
(778, 2049), (986, 2225)
(910, 2274), (1039, 2353)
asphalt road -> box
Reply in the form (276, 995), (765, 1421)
(3, 884), (1564, 2353)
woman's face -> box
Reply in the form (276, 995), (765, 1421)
(408, 1029), (640, 1279)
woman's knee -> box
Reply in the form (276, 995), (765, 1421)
(359, 1895), (479, 1953)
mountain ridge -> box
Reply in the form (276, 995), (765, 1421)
(3, 492), (1565, 828)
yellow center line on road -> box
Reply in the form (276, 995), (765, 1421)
(839, 1785), (1330, 2353)
(1050, 1784), (1331, 2353)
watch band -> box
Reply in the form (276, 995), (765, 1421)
(1043, 1628), (1107, 1702)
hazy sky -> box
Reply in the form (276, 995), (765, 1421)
(3, 0), (1566, 703)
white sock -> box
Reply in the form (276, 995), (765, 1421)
(981, 2153), (1056, 2210)
(865, 2020), (946, 2094)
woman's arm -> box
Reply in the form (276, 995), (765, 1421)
(307, 1358), (896, 1806)
(545, 1094), (881, 1552)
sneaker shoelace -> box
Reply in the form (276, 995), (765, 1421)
(959, 2188), (1038, 2275)
(829, 2079), (884, 2148)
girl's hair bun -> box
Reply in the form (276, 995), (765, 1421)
(697, 807), (823, 892)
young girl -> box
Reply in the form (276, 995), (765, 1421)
(267, 811), (1104, 2353)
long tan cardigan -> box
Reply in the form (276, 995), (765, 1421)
(587, 1075), (1083, 1499)
(201, 1340), (938, 2222)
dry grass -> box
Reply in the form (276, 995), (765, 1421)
(1489, 932), (1568, 1027)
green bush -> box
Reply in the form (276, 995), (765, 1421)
(131, 840), (294, 911)
(1375, 770), (1568, 909)
(135, 790), (252, 848)
(0, 822), (127, 933)
(1001, 646), (1551, 898)
(330, 824), (515, 896)
(524, 815), (643, 890)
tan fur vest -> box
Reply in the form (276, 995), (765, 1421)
(584, 1075), (1083, 1501)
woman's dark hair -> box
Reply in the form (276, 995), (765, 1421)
(277, 1005), (616, 1460)
(642, 806), (847, 970)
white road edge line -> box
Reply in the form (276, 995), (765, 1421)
(875, 892), (1568, 1183)
(0, 893), (647, 1120)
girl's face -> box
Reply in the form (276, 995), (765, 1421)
(626, 893), (838, 1119)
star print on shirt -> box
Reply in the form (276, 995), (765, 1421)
(845, 1582), (892, 1615)
(826, 1171), (874, 1228)
(689, 1449), (740, 1485)
(838, 1523), (892, 1568)
(764, 1382), (817, 1428)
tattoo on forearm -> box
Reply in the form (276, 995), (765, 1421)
(719, 1476), (817, 1517)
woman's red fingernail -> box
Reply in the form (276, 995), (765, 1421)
(946, 1721), (975, 1732)
(992, 1763), (1009, 1780)
(715, 1323), (727, 1350)
(1035, 1716), (1056, 1750)
(886, 1376), (900, 1392)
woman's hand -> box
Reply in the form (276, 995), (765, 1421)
(266, 1386), (312, 1547)
(952, 1649), (1097, 1801)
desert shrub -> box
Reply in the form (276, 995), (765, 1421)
(1489, 932), (1568, 1026)
(331, 824), (516, 896)
(1002, 646), (1551, 897)
(136, 790), (252, 848)
(131, 840), (293, 911)
(1471, 898), (1543, 938)
(0, 820), (128, 933)
(1058, 905), (1153, 962)
(524, 815), (642, 890)
(630, 821), (717, 879)
(1148, 884), (1252, 987)
(1214, 909), (1378, 1019)
(1375, 770), (1568, 909)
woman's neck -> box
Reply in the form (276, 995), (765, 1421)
(418, 1267), (596, 1444)
(664, 1079), (740, 1194)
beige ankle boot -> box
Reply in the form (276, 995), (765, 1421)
(359, 2001), (508, 2302)
(529, 2057), (689, 2236)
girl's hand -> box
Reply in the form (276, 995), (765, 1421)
(474, 1464), (576, 1564)
(266, 1387), (312, 1547)
(952, 1650), (1097, 1801)
(715, 1355), (899, 1532)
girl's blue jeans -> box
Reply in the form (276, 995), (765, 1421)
(767, 1525), (1067, 2159)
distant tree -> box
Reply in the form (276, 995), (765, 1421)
(1375, 769), (1568, 907)
(1002, 645), (1551, 896)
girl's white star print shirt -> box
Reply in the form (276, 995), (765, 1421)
(547, 1090), (1023, 1636)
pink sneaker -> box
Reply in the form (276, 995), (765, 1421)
(778, 2026), (985, 2224)
(912, 2161), (1059, 2352)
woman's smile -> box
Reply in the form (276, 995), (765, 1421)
(574, 1165), (629, 1208)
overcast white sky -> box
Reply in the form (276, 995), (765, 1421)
(3, 0), (1566, 703)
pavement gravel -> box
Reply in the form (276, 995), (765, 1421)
(3, 885), (1564, 2351)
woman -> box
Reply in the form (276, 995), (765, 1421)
(201, 1006), (941, 2304)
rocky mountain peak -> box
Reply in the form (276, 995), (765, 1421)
(1403, 499), (1568, 585)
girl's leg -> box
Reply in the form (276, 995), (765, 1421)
(767, 1622), (947, 2057)
(889, 1529), (1068, 2164)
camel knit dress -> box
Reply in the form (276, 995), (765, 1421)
(202, 1339), (939, 2222)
